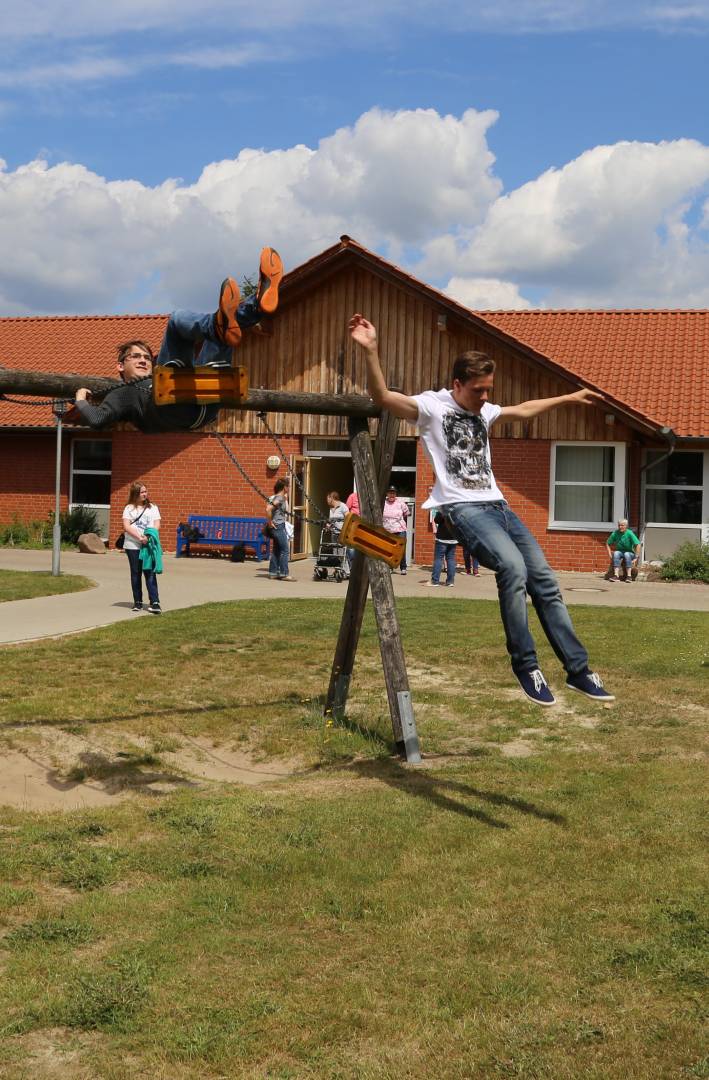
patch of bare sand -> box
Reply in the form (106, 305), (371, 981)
(0, 728), (300, 812)
(4, 1029), (104, 1080)
(499, 739), (537, 758)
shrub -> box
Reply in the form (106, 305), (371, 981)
(0, 516), (55, 546)
(659, 541), (709, 584)
(52, 505), (100, 544)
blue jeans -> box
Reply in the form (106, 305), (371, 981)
(612, 550), (634, 569)
(432, 541), (457, 584)
(444, 501), (588, 677)
(126, 548), (159, 606)
(156, 296), (262, 367)
(269, 523), (290, 577)
(387, 532), (407, 571)
(463, 549), (479, 574)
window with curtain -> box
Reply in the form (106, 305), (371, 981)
(644, 450), (703, 525)
(551, 444), (623, 527)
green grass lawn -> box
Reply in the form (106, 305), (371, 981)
(0, 599), (707, 1079)
(0, 569), (93, 603)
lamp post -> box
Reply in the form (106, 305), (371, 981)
(51, 399), (69, 576)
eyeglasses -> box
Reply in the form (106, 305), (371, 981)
(124, 352), (152, 361)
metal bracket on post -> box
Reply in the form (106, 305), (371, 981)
(331, 673), (351, 719)
(396, 691), (422, 764)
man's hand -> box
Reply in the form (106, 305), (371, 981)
(75, 388), (91, 402)
(349, 313), (377, 351)
(568, 388), (604, 406)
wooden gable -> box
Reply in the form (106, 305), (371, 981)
(221, 257), (634, 443)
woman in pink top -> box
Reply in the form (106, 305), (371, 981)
(382, 485), (409, 573)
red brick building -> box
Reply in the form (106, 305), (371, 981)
(1, 237), (707, 570)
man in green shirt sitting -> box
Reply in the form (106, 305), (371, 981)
(606, 519), (641, 582)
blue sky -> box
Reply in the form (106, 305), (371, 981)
(1, 1), (709, 314)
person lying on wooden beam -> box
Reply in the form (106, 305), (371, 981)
(73, 247), (283, 433)
(349, 311), (615, 709)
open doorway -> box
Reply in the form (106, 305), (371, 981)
(306, 456), (354, 554)
(302, 437), (418, 560)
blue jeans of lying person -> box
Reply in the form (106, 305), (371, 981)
(156, 295), (263, 367)
(432, 541), (457, 584)
(443, 501), (589, 677)
(125, 548), (160, 606)
(269, 523), (290, 578)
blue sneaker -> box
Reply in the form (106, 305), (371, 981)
(516, 668), (555, 707)
(565, 671), (615, 701)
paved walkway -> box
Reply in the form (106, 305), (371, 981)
(1, 548), (707, 645)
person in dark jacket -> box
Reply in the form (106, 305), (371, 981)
(74, 248), (283, 433)
(423, 510), (458, 587)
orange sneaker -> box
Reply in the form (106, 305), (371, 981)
(256, 247), (283, 315)
(214, 277), (242, 347)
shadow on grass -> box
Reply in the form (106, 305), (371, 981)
(0, 703), (235, 730)
(47, 750), (196, 797)
(346, 759), (567, 830)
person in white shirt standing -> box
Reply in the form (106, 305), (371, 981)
(348, 313), (615, 707)
(122, 481), (162, 614)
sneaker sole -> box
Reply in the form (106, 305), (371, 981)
(216, 277), (242, 347)
(520, 690), (556, 707)
(257, 247), (283, 314)
(565, 683), (615, 702)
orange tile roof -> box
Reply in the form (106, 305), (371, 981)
(2, 245), (708, 439)
(0, 315), (167, 428)
(478, 310), (709, 438)
(297, 238), (709, 438)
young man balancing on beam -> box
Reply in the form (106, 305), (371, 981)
(348, 313), (615, 707)
(74, 247), (283, 433)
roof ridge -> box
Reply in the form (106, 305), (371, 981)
(478, 308), (709, 315)
(0, 313), (169, 324)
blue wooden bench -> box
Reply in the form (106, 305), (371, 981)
(176, 514), (270, 561)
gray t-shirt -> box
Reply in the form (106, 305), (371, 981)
(268, 494), (289, 527)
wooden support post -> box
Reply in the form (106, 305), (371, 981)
(326, 407), (400, 721)
(326, 412), (421, 763)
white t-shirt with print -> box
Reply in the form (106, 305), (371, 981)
(122, 503), (161, 551)
(412, 390), (504, 509)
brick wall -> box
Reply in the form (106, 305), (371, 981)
(0, 432), (69, 523)
(0, 429), (634, 570)
(109, 431), (302, 550)
(413, 438), (614, 573)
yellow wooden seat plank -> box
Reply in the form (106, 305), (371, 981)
(153, 365), (248, 406)
(339, 513), (406, 569)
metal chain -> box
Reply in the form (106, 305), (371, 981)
(0, 395), (73, 407)
(256, 411), (329, 521)
(209, 430), (327, 528)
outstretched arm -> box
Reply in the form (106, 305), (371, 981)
(349, 314), (419, 422)
(73, 384), (132, 430)
(500, 388), (604, 421)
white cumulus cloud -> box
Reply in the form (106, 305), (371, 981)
(3, 112), (709, 316)
(445, 277), (534, 310)
(422, 139), (709, 307)
(0, 107), (501, 315)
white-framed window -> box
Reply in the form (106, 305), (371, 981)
(70, 439), (112, 538)
(643, 449), (706, 527)
(549, 442), (626, 530)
